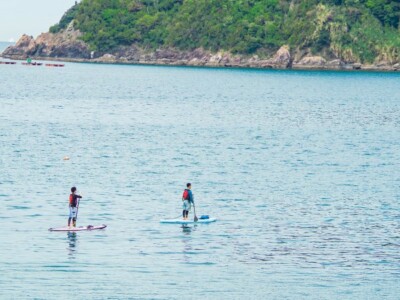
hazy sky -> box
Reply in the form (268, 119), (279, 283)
(0, 0), (77, 42)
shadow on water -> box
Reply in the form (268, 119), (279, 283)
(181, 224), (192, 234)
(67, 232), (78, 258)
(181, 224), (199, 234)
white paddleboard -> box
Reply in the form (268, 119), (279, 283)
(160, 218), (217, 224)
(49, 224), (107, 232)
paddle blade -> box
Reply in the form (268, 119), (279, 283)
(194, 215), (198, 222)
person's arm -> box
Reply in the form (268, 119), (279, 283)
(74, 195), (82, 205)
(189, 190), (194, 203)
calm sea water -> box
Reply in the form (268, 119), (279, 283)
(1, 42), (400, 299)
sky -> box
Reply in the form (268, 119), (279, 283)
(0, 0), (78, 42)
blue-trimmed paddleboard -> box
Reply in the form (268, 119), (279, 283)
(160, 218), (216, 224)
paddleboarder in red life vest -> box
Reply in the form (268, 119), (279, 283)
(182, 183), (194, 220)
(68, 187), (82, 228)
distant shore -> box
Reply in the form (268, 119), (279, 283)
(2, 54), (400, 73)
(1, 34), (399, 73)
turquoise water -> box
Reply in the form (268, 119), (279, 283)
(1, 50), (400, 299)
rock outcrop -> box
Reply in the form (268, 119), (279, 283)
(326, 59), (344, 67)
(3, 34), (37, 57)
(265, 45), (291, 68)
(293, 56), (326, 69)
(95, 54), (117, 63)
(2, 22), (90, 59)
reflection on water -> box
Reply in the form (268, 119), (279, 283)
(181, 225), (200, 264)
(181, 226), (192, 264)
(181, 223), (199, 234)
(67, 232), (77, 258)
(181, 224), (192, 234)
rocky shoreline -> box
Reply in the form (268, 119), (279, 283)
(2, 25), (399, 72)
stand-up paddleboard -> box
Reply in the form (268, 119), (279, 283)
(160, 218), (216, 224)
(49, 224), (107, 232)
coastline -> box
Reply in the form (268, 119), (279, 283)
(1, 32), (399, 73)
(2, 54), (400, 73)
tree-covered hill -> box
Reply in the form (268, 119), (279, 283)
(49, 0), (398, 64)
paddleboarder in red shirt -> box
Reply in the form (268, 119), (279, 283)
(68, 187), (82, 228)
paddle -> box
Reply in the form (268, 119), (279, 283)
(193, 202), (198, 222)
(75, 199), (80, 223)
(74, 193), (83, 226)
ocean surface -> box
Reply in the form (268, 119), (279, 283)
(1, 41), (400, 299)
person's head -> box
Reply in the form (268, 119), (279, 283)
(186, 183), (191, 189)
(71, 186), (77, 194)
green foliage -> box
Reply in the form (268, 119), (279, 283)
(49, 3), (79, 33)
(364, 0), (399, 27)
(50, 0), (400, 63)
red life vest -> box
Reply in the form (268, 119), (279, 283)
(69, 194), (74, 206)
(182, 189), (189, 200)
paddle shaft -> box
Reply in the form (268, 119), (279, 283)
(75, 199), (80, 222)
